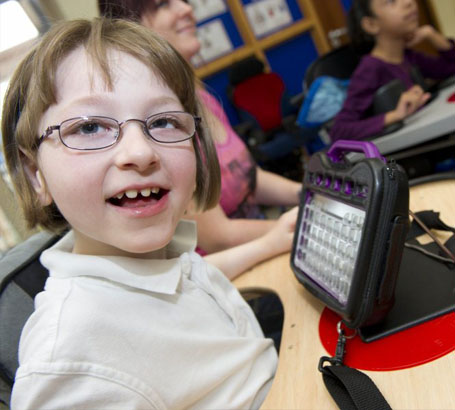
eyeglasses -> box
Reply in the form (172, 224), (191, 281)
(38, 111), (201, 151)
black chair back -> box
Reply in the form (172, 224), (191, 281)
(0, 231), (60, 407)
(304, 44), (361, 91)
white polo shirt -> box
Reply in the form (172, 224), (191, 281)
(12, 221), (277, 409)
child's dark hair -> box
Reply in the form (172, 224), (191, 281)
(347, 0), (375, 54)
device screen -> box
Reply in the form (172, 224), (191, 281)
(293, 193), (366, 305)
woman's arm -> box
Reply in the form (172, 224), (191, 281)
(254, 167), (301, 206)
(188, 169), (300, 254)
(204, 207), (298, 280)
(189, 204), (276, 253)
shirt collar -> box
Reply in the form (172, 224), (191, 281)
(40, 220), (197, 295)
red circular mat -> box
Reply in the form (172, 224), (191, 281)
(319, 307), (455, 371)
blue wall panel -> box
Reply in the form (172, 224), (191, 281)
(287, 0), (304, 21)
(341, 0), (353, 13)
(266, 32), (318, 96)
(203, 70), (240, 125)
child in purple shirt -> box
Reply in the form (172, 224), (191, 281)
(330, 0), (455, 141)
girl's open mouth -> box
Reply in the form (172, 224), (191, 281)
(108, 187), (168, 208)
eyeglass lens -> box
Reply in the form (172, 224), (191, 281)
(59, 112), (196, 150)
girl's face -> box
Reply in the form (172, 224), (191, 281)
(140, 0), (200, 61)
(34, 47), (197, 257)
(367, 0), (419, 38)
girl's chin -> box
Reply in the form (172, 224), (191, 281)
(118, 232), (176, 256)
(178, 38), (201, 59)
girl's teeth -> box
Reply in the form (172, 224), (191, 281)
(116, 187), (160, 200)
(141, 188), (151, 197)
(125, 190), (138, 199)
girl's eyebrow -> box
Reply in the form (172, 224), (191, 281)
(59, 95), (183, 113)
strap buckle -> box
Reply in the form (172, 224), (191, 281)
(318, 355), (342, 374)
(319, 320), (356, 373)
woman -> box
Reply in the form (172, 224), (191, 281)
(98, 0), (302, 278)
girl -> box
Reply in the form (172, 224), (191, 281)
(2, 18), (277, 409)
(330, 0), (455, 141)
(98, 0), (301, 278)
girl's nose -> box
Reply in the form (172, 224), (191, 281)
(114, 122), (160, 171)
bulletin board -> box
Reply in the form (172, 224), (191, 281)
(190, 0), (228, 22)
(190, 0), (245, 67)
(242, 0), (302, 39)
(193, 0), (330, 79)
(192, 0), (332, 125)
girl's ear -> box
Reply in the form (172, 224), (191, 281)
(20, 149), (53, 206)
(361, 16), (379, 36)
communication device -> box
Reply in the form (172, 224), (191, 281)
(291, 140), (410, 338)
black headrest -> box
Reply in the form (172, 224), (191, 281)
(228, 56), (265, 86)
(304, 44), (361, 89)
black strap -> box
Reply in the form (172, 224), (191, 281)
(406, 210), (455, 264)
(407, 210), (455, 240)
(320, 363), (391, 410)
(319, 330), (392, 410)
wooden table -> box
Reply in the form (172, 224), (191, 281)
(233, 180), (455, 409)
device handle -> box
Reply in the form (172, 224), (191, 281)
(327, 140), (385, 163)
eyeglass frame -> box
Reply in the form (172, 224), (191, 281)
(38, 111), (202, 151)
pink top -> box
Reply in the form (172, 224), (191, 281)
(198, 89), (261, 219)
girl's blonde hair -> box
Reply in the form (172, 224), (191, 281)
(1, 18), (220, 232)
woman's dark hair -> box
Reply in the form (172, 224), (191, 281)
(98, 0), (157, 20)
(347, 0), (375, 54)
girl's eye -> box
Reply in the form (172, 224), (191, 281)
(80, 122), (101, 134)
(77, 120), (114, 135)
(149, 117), (179, 130)
(146, 113), (192, 142)
(64, 118), (114, 137)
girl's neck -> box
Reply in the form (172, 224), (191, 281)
(371, 35), (407, 64)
